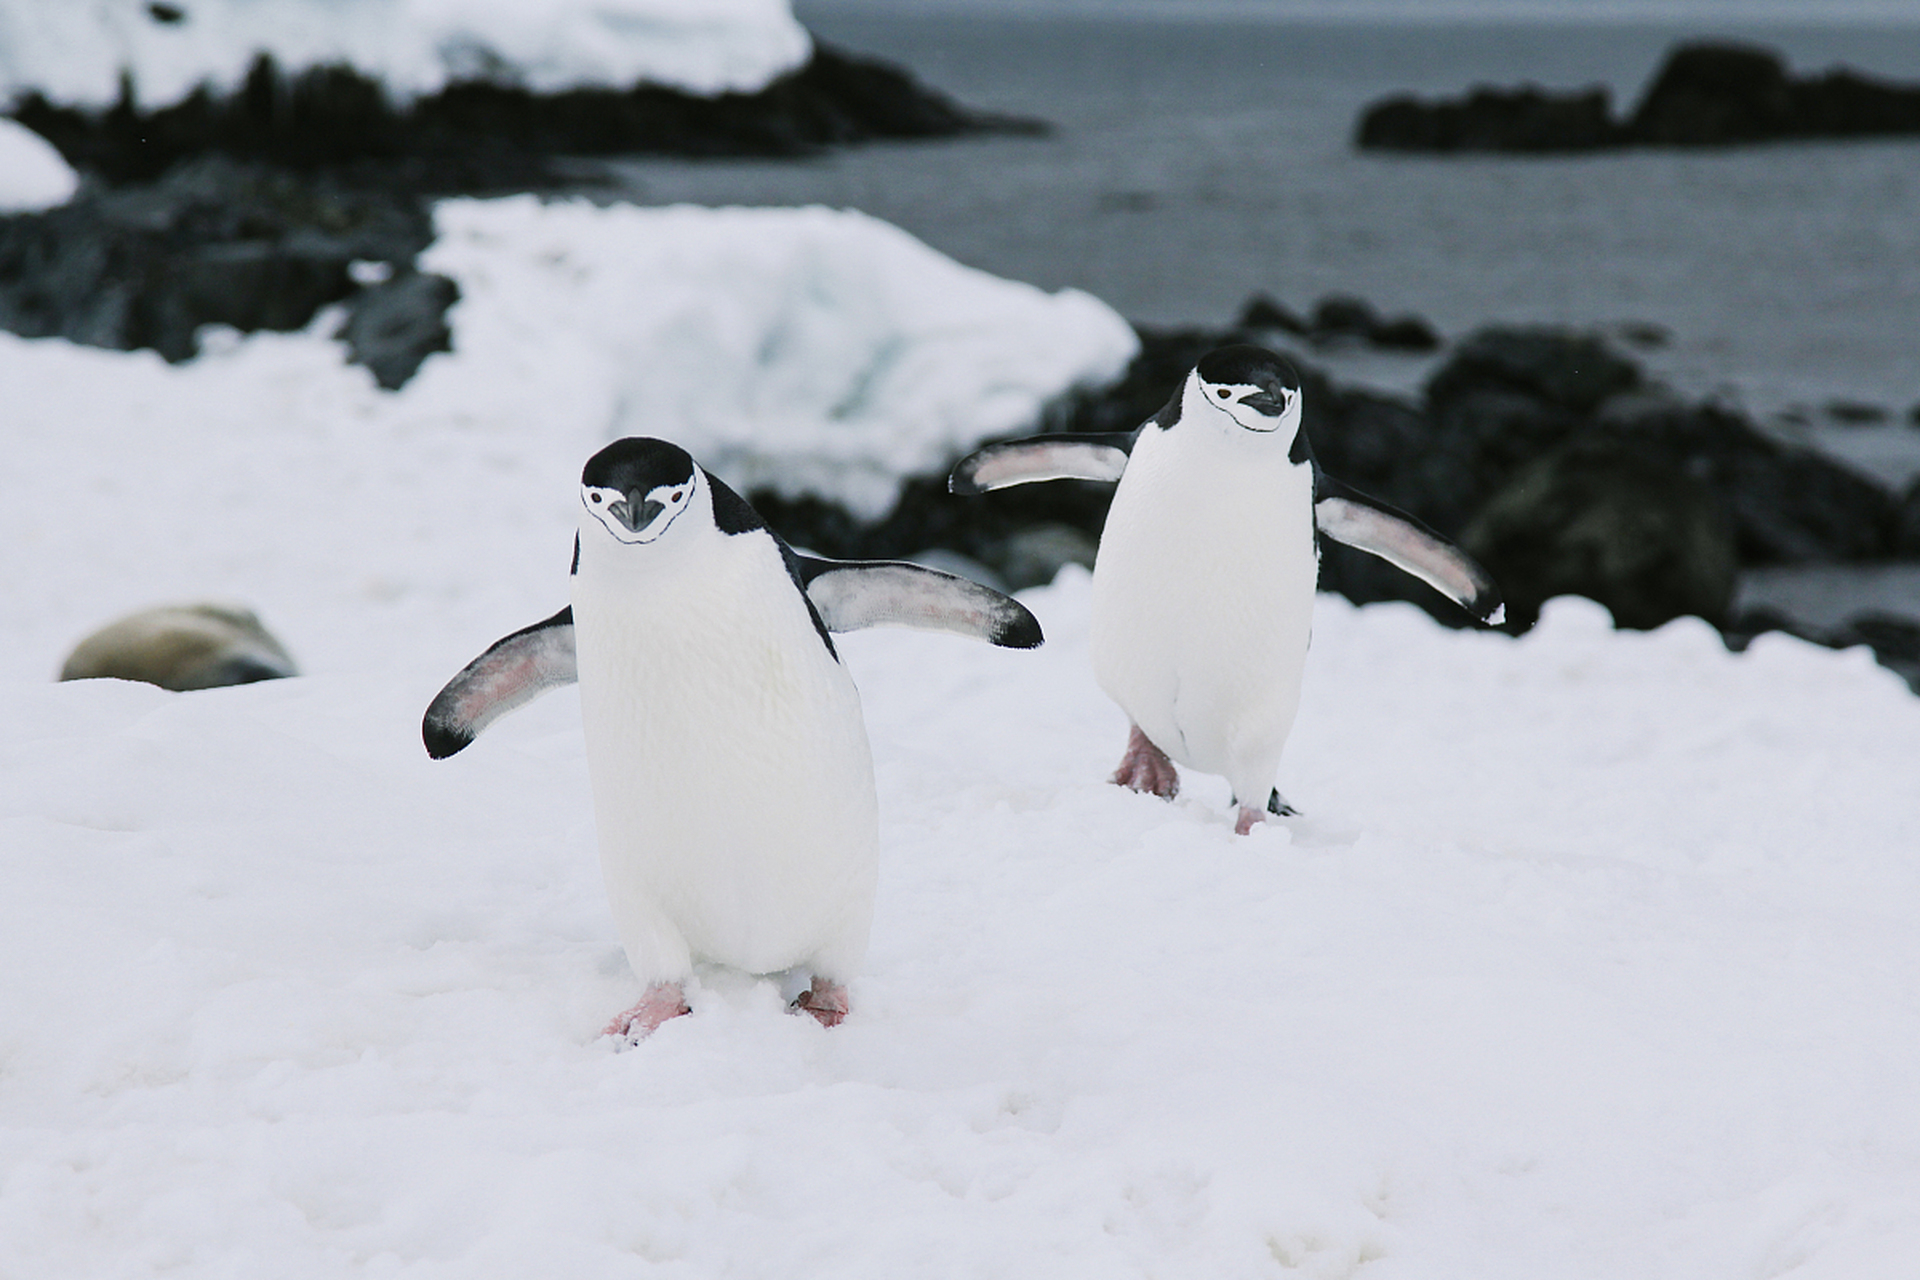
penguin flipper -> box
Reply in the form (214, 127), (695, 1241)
(798, 559), (1044, 649)
(422, 607), (578, 759)
(948, 431), (1138, 495)
(1314, 490), (1506, 627)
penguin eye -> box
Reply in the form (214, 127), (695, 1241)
(670, 490), (684, 502)
(589, 493), (602, 504)
(1216, 388), (1231, 399)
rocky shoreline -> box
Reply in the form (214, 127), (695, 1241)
(6, 31), (1918, 692)
(1358, 40), (1920, 153)
(751, 315), (1920, 691)
(0, 38), (1037, 386)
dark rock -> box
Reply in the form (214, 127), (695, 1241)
(1830, 613), (1920, 691)
(0, 155), (438, 376)
(11, 42), (1044, 189)
(1825, 399), (1889, 425)
(1368, 313), (1442, 352)
(1355, 38), (1920, 153)
(1427, 325), (1642, 417)
(1615, 321), (1671, 350)
(1590, 390), (1898, 564)
(1356, 85), (1618, 153)
(1895, 478), (1920, 557)
(1457, 432), (1738, 631)
(754, 318), (1906, 663)
(1309, 294), (1379, 342)
(1235, 293), (1308, 335)
(1237, 292), (1439, 352)
(1626, 41), (1798, 145)
(336, 269), (459, 389)
(992, 523), (1101, 590)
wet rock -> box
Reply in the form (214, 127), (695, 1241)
(1824, 399), (1888, 425)
(1625, 42), (1800, 145)
(1307, 294), (1442, 352)
(1895, 479), (1920, 557)
(336, 268), (459, 390)
(1355, 39), (1920, 153)
(10, 43), (1043, 189)
(60, 603), (298, 691)
(1357, 85), (1619, 153)
(1458, 432), (1739, 632)
(1829, 613), (1920, 691)
(0, 155), (435, 371)
(1234, 293), (1308, 336)
(988, 523), (1101, 591)
(760, 319), (1907, 654)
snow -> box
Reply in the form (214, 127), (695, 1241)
(4, 192), (1920, 1276)
(0, 0), (812, 109)
(420, 198), (1139, 521)
(0, 116), (78, 211)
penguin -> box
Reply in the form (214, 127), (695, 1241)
(424, 437), (1042, 1040)
(950, 344), (1502, 836)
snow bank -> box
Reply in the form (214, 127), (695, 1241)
(0, 196), (1134, 683)
(3, 579), (1919, 1277)
(0, 0), (811, 109)
(0, 116), (78, 211)
(419, 197), (1139, 519)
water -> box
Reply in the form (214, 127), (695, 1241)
(611, 9), (1920, 490)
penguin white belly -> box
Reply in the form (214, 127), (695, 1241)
(1089, 433), (1318, 803)
(572, 537), (878, 986)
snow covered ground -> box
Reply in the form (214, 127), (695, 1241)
(0, 117), (78, 211)
(0, 0), (811, 108)
(4, 195), (1920, 1277)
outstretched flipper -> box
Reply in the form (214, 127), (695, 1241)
(799, 558), (1043, 649)
(422, 607), (578, 759)
(1313, 479), (1505, 626)
(948, 430), (1139, 495)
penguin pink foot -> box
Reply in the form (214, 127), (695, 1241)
(789, 977), (849, 1027)
(1234, 804), (1266, 836)
(605, 982), (691, 1040)
(1111, 722), (1179, 799)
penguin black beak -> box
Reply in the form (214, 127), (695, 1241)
(1240, 390), (1287, 417)
(609, 494), (665, 533)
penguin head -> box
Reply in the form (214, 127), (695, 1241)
(580, 437), (702, 546)
(1190, 345), (1302, 437)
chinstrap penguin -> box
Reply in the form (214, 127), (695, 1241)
(951, 345), (1502, 835)
(425, 437), (1042, 1040)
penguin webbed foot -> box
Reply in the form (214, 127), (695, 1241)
(1111, 723), (1179, 800)
(789, 976), (849, 1028)
(604, 981), (691, 1043)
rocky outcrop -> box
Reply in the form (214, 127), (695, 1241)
(1357, 39), (1920, 153)
(1457, 433), (1738, 632)
(10, 42), (1043, 189)
(0, 36), (1041, 384)
(1236, 293), (1441, 352)
(0, 155), (448, 383)
(1357, 85), (1619, 153)
(751, 313), (1914, 686)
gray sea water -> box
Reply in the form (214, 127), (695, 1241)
(611, 7), (1920, 622)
